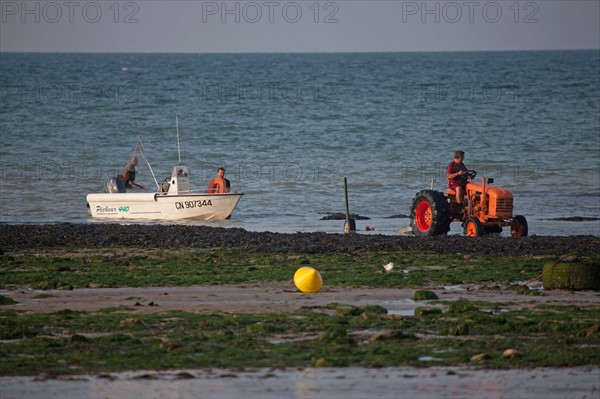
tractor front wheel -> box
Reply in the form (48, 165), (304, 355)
(511, 215), (528, 238)
(463, 217), (483, 237)
(410, 190), (451, 236)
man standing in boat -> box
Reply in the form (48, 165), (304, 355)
(118, 156), (147, 189)
(207, 167), (230, 193)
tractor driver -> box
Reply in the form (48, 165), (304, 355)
(446, 150), (468, 203)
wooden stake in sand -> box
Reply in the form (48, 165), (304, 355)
(344, 177), (356, 234)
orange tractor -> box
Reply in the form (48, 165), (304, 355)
(410, 170), (528, 237)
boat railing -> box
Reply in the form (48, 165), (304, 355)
(187, 189), (243, 195)
(156, 188), (243, 196)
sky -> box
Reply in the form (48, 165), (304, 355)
(0, 0), (599, 52)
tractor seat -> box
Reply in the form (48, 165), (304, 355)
(445, 188), (456, 197)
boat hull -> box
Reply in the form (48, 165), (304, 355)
(86, 192), (243, 220)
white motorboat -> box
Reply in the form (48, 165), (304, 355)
(87, 165), (243, 220)
(86, 127), (243, 221)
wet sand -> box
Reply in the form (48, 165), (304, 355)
(2, 283), (599, 315)
(2, 367), (599, 399)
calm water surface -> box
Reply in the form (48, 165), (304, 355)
(1, 51), (598, 235)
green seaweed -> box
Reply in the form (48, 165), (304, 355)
(1, 248), (598, 376)
(413, 290), (439, 300)
(1, 248), (586, 290)
(1, 302), (598, 376)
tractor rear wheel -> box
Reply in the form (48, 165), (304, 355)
(511, 215), (528, 237)
(463, 217), (484, 237)
(410, 190), (451, 236)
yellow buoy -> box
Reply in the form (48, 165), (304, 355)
(294, 267), (323, 293)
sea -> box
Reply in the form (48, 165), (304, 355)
(1, 51), (599, 236)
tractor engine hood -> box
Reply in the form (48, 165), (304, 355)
(467, 183), (514, 218)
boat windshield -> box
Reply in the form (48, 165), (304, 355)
(172, 166), (189, 178)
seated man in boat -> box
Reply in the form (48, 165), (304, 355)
(206, 167), (230, 194)
(446, 150), (468, 203)
(117, 156), (147, 189)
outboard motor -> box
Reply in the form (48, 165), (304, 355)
(104, 177), (126, 193)
(160, 178), (171, 193)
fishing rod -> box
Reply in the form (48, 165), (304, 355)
(176, 113), (182, 166)
(136, 136), (160, 189)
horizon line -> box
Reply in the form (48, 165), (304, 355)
(1, 48), (599, 55)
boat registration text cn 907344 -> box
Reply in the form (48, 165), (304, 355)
(175, 200), (213, 210)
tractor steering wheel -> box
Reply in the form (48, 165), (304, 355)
(465, 170), (477, 180)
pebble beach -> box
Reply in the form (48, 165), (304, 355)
(1, 223), (599, 255)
